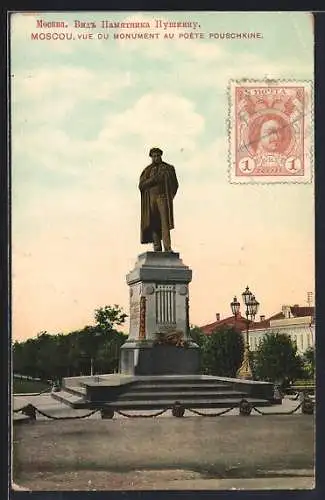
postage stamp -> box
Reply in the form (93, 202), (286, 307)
(228, 80), (313, 184)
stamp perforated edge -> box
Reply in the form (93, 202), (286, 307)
(227, 79), (314, 185)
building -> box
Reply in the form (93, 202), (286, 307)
(200, 312), (248, 336)
(249, 305), (315, 354)
(200, 305), (315, 354)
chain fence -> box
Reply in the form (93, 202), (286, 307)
(288, 392), (300, 401)
(115, 408), (169, 418)
(252, 402), (303, 415)
(13, 394), (313, 422)
(187, 405), (238, 417)
(13, 404), (99, 420)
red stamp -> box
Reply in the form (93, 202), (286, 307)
(229, 80), (313, 183)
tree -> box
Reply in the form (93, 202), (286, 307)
(13, 332), (60, 381)
(94, 305), (127, 332)
(13, 338), (40, 379)
(34, 332), (56, 380)
(92, 305), (128, 374)
(202, 326), (244, 377)
(75, 325), (106, 375)
(12, 341), (29, 375)
(189, 326), (206, 347)
(12, 305), (128, 379)
(254, 332), (304, 388)
(73, 305), (128, 375)
(96, 331), (127, 373)
(302, 346), (315, 379)
(188, 326), (209, 372)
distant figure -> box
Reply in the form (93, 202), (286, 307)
(139, 148), (178, 252)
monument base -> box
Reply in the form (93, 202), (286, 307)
(55, 373), (274, 410)
(120, 342), (200, 375)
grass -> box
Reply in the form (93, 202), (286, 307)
(13, 378), (51, 394)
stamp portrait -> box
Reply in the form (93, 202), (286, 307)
(229, 80), (313, 183)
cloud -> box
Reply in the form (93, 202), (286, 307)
(12, 95), (75, 127)
(12, 91), (206, 193)
(12, 66), (133, 106)
(11, 65), (136, 145)
(12, 127), (84, 176)
(98, 92), (205, 151)
(146, 52), (313, 93)
(179, 137), (228, 179)
(211, 52), (313, 85)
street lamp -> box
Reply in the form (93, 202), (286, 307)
(230, 286), (259, 380)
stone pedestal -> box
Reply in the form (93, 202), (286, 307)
(120, 251), (200, 375)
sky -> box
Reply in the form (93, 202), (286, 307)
(10, 11), (314, 341)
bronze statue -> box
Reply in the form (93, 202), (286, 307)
(139, 147), (178, 252)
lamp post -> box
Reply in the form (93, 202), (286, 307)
(230, 286), (259, 380)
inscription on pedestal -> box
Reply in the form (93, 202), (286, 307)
(139, 296), (146, 339)
(130, 299), (140, 334)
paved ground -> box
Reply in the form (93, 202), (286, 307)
(12, 394), (315, 491)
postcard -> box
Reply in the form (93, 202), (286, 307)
(10, 11), (315, 492)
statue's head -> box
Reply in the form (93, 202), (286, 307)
(149, 147), (163, 164)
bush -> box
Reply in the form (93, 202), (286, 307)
(202, 326), (244, 377)
(254, 332), (304, 388)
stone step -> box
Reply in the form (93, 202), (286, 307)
(51, 390), (86, 409)
(105, 398), (271, 410)
(116, 390), (248, 401)
(134, 377), (233, 385)
(53, 390), (271, 411)
(130, 383), (233, 392)
(62, 385), (87, 397)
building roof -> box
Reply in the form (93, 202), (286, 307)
(290, 306), (314, 318)
(199, 305), (315, 335)
(248, 311), (285, 330)
(200, 314), (247, 335)
(248, 318), (270, 330)
(268, 312), (285, 321)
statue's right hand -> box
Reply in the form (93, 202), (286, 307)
(139, 180), (152, 190)
(140, 174), (162, 189)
